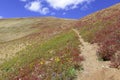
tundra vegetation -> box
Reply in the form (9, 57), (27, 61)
(0, 3), (120, 80)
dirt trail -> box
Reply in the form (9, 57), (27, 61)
(72, 29), (120, 80)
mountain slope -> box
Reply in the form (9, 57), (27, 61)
(0, 3), (120, 80)
(0, 17), (76, 64)
(76, 3), (120, 67)
(74, 3), (120, 80)
(0, 17), (83, 80)
(0, 17), (76, 43)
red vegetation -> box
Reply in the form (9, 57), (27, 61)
(94, 23), (120, 62)
(93, 18), (120, 68)
(76, 3), (120, 68)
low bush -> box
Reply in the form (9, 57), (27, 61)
(94, 24), (120, 68)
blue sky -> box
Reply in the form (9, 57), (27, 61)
(0, 0), (119, 19)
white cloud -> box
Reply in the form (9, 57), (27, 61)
(25, 1), (41, 12)
(23, 0), (95, 15)
(20, 0), (27, 2)
(25, 0), (49, 14)
(41, 7), (49, 14)
(46, 0), (94, 10)
(0, 16), (3, 19)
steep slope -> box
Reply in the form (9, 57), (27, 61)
(76, 3), (120, 68)
(73, 29), (99, 78)
(0, 17), (76, 64)
(0, 30), (83, 80)
(71, 4), (120, 80)
(0, 3), (120, 80)
(0, 17), (76, 43)
(73, 29), (120, 80)
(0, 17), (83, 80)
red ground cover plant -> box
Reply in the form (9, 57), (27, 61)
(94, 23), (120, 68)
(75, 5), (120, 68)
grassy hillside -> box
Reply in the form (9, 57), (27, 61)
(0, 17), (76, 43)
(0, 17), (76, 64)
(0, 30), (83, 80)
(76, 3), (120, 68)
(0, 3), (120, 80)
(0, 17), (83, 79)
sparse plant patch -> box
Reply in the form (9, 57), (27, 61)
(0, 30), (83, 80)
